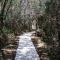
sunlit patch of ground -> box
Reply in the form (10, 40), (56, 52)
(15, 32), (40, 60)
(31, 35), (49, 60)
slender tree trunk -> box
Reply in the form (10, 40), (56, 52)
(0, 0), (8, 32)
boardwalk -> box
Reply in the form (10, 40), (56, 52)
(15, 32), (40, 60)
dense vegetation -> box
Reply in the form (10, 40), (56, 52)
(37, 0), (60, 60)
(0, 0), (60, 60)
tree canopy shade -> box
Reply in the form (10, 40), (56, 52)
(0, 0), (60, 60)
(0, 0), (13, 49)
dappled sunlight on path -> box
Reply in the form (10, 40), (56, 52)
(15, 32), (40, 60)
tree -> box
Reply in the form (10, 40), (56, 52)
(42, 0), (60, 60)
(0, 0), (13, 49)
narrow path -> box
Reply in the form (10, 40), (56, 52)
(15, 32), (40, 60)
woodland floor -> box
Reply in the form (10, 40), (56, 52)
(0, 32), (50, 60)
